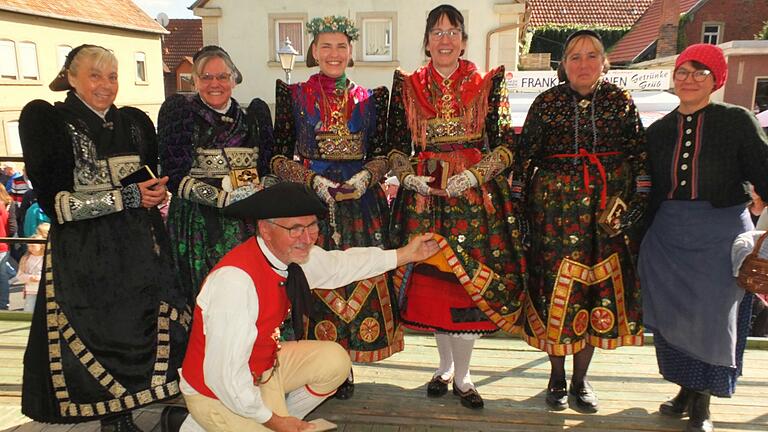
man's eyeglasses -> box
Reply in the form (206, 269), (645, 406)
(199, 72), (232, 83)
(269, 220), (320, 238)
(429, 29), (462, 40)
(673, 69), (712, 82)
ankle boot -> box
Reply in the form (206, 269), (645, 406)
(334, 369), (354, 400)
(686, 392), (714, 432)
(659, 386), (694, 417)
(100, 413), (144, 432)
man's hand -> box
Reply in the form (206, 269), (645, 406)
(137, 176), (169, 208)
(263, 413), (315, 432)
(396, 233), (439, 266)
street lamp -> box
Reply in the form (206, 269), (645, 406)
(277, 37), (299, 83)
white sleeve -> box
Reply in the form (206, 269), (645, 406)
(302, 246), (397, 289)
(730, 231), (768, 277)
(199, 267), (273, 423)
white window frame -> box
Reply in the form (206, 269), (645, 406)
(4, 120), (22, 156)
(273, 17), (306, 62)
(135, 52), (147, 83)
(702, 23), (722, 45)
(753, 77), (768, 114)
(18, 41), (39, 80)
(361, 18), (393, 62)
(0, 40), (18, 80)
(178, 72), (194, 92)
(57, 45), (72, 69)
(355, 12), (398, 65)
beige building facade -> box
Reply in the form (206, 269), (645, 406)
(191, 0), (527, 105)
(0, 3), (166, 156)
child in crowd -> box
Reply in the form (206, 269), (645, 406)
(16, 223), (48, 312)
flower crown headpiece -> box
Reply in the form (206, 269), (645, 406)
(306, 16), (359, 41)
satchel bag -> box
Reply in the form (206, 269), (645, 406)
(737, 231), (768, 294)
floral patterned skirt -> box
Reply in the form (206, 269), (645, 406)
(167, 198), (254, 303)
(390, 175), (527, 334)
(522, 167), (643, 356)
(302, 181), (403, 363)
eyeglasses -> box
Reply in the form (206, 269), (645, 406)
(673, 69), (712, 82)
(429, 28), (462, 40)
(269, 220), (320, 238)
(199, 72), (232, 83)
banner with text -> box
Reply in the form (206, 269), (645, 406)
(506, 70), (671, 92)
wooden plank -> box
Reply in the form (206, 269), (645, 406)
(0, 331), (765, 432)
(134, 406), (162, 432)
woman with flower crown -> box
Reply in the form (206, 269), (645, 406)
(386, 4), (527, 410)
(271, 15), (398, 400)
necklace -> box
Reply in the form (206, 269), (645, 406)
(430, 72), (463, 120)
(572, 90), (598, 164)
(320, 85), (350, 136)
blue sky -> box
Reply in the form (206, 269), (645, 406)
(132, 0), (195, 19)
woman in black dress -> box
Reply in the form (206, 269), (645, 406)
(19, 45), (190, 432)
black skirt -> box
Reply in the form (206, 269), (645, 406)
(22, 208), (190, 423)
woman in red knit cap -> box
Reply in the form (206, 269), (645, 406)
(639, 43), (768, 432)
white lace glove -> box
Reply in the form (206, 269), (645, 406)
(343, 170), (372, 200)
(225, 184), (258, 206)
(312, 175), (340, 206)
(402, 174), (433, 196)
(445, 170), (478, 197)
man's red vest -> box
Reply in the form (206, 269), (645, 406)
(181, 237), (289, 399)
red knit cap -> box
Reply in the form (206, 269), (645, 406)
(675, 43), (727, 91)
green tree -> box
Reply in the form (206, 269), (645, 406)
(756, 20), (768, 40)
(526, 25), (629, 68)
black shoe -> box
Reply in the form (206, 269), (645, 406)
(659, 387), (694, 418)
(426, 375), (452, 397)
(686, 392), (714, 432)
(160, 406), (189, 432)
(545, 382), (568, 411)
(452, 384), (484, 409)
(100, 413), (144, 432)
(334, 376), (355, 400)
(568, 381), (599, 413)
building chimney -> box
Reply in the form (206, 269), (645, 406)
(657, 0), (680, 58)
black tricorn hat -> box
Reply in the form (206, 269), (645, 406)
(223, 182), (327, 220)
(49, 44), (103, 91)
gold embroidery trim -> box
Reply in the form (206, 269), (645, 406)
(44, 238), (182, 418)
(315, 132), (364, 160)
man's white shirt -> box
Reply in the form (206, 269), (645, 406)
(179, 236), (397, 423)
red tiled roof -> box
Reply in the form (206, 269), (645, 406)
(608, 0), (702, 63)
(162, 19), (203, 72)
(0, 0), (166, 34)
(528, 0), (654, 27)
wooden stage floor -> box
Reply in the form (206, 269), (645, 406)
(1, 320), (766, 431)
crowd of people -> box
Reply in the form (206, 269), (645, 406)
(9, 4), (768, 432)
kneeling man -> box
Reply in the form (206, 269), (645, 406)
(178, 182), (438, 431)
